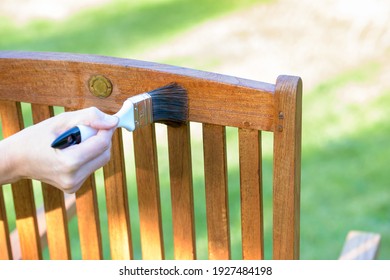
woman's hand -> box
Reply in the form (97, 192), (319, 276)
(0, 107), (118, 193)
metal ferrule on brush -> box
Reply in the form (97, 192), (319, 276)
(128, 92), (153, 130)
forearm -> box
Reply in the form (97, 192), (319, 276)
(0, 107), (117, 193)
(0, 134), (22, 185)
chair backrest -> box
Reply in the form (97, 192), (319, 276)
(0, 51), (302, 260)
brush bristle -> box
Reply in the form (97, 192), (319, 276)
(148, 83), (188, 126)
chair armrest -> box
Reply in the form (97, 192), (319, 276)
(339, 230), (381, 260)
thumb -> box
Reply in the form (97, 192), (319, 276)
(75, 107), (119, 130)
(90, 113), (119, 130)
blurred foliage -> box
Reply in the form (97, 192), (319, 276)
(0, 0), (266, 56)
(300, 61), (390, 259)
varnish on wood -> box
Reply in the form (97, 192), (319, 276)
(0, 51), (301, 260)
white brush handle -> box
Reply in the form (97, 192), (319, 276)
(77, 124), (99, 141)
(113, 99), (136, 132)
(77, 100), (136, 142)
(52, 102), (136, 149)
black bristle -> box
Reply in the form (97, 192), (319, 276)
(148, 83), (188, 126)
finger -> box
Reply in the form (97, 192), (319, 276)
(67, 148), (111, 193)
(78, 107), (118, 129)
(52, 107), (118, 132)
(90, 113), (119, 130)
(78, 147), (111, 178)
(65, 128), (114, 164)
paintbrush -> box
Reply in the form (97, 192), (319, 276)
(51, 83), (188, 149)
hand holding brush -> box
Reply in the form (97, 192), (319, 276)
(0, 83), (187, 193)
(51, 83), (188, 149)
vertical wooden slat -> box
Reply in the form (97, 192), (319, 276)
(75, 175), (102, 259)
(133, 124), (164, 260)
(203, 123), (230, 260)
(239, 128), (264, 260)
(0, 100), (42, 259)
(11, 180), (40, 260)
(63, 108), (102, 260)
(273, 75), (302, 260)
(103, 129), (133, 259)
(41, 184), (71, 258)
(31, 104), (71, 260)
(167, 124), (196, 260)
(0, 186), (12, 259)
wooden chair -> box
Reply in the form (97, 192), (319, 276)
(0, 50), (299, 260)
(339, 231), (381, 260)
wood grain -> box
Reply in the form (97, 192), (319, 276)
(103, 129), (133, 259)
(167, 124), (196, 260)
(31, 104), (71, 260)
(0, 51), (275, 131)
(133, 124), (164, 260)
(75, 175), (103, 259)
(0, 51), (305, 261)
(0, 186), (12, 259)
(0, 100), (42, 259)
(272, 75), (302, 260)
(239, 128), (264, 259)
(62, 106), (103, 260)
(203, 124), (230, 260)
(9, 194), (76, 260)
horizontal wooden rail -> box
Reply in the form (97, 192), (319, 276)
(0, 51), (275, 131)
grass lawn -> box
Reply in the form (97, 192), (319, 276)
(0, 0), (264, 56)
(1, 0), (389, 260)
(299, 62), (390, 259)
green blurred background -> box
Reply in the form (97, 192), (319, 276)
(0, 0), (389, 260)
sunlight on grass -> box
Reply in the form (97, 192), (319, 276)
(303, 61), (383, 149)
(300, 61), (390, 259)
(0, 0), (265, 57)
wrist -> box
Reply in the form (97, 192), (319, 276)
(0, 134), (23, 184)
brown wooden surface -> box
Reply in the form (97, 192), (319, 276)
(167, 124), (196, 260)
(272, 76), (302, 260)
(10, 193), (76, 260)
(60, 107), (102, 260)
(203, 124), (230, 260)
(0, 51), (275, 131)
(239, 128), (264, 260)
(133, 124), (164, 260)
(0, 186), (12, 259)
(0, 51), (305, 260)
(0, 100), (42, 260)
(103, 129), (133, 259)
(31, 104), (71, 260)
(75, 175), (102, 259)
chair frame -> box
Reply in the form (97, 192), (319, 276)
(0, 51), (302, 260)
